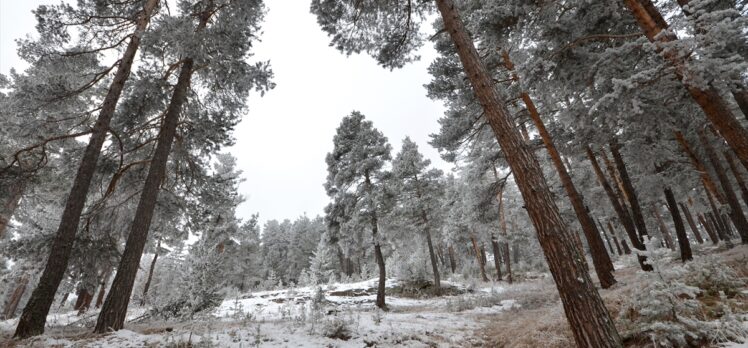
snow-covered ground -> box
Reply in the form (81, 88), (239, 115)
(1, 278), (516, 347)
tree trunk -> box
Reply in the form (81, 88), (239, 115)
(470, 235), (489, 282)
(491, 237), (503, 281)
(608, 222), (631, 255)
(610, 141), (650, 240)
(502, 242), (513, 284)
(140, 251), (159, 306)
(622, 0), (748, 169)
(77, 289), (93, 315)
(724, 150), (748, 207)
(3, 276), (29, 319)
(699, 129), (748, 244)
(435, 1), (622, 346)
(13, 0), (160, 339)
(664, 188), (693, 262)
(734, 89), (748, 120)
(502, 52), (615, 288)
(603, 220), (623, 255)
(95, 269), (112, 309)
(95, 45), (201, 334)
(698, 214), (720, 244)
(0, 176), (27, 239)
(364, 172), (387, 310)
(653, 205), (676, 251)
(598, 219), (617, 256)
(447, 245), (457, 274)
(675, 131), (726, 203)
(587, 146), (652, 271)
(672, 0), (748, 121)
(678, 202), (704, 244)
(58, 292), (69, 309)
(424, 226), (441, 294)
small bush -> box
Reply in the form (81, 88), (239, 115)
(320, 316), (352, 341)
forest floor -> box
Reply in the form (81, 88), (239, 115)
(0, 245), (746, 347)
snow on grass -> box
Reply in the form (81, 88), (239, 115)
(1, 278), (515, 347)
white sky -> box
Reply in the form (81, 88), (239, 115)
(0, 1), (450, 225)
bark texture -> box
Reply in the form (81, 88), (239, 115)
(678, 202), (703, 244)
(95, 55), (197, 333)
(13, 0), (160, 338)
(502, 51), (615, 288)
(436, 1), (622, 346)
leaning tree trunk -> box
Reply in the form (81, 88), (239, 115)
(734, 89), (748, 120)
(675, 131), (725, 203)
(699, 129), (748, 244)
(621, 0), (748, 169)
(470, 235), (489, 282)
(610, 141), (650, 240)
(724, 151), (748, 207)
(424, 224), (441, 294)
(664, 188), (693, 262)
(13, 0), (160, 339)
(609, 222), (631, 255)
(3, 275), (29, 320)
(653, 205), (676, 251)
(502, 52), (615, 288)
(607, 222), (623, 256)
(672, 0), (748, 121)
(94, 60), (198, 333)
(491, 236), (503, 280)
(598, 219), (617, 256)
(139, 251), (159, 306)
(435, 1), (623, 346)
(698, 214), (720, 244)
(587, 146), (652, 272)
(678, 202), (704, 244)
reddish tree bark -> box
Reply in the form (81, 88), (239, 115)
(699, 130), (748, 244)
(622, 0), (748, 169)
(13, 0), (161, 339)
(608, 222), (631, 255)
(610, 141), (649, 240)
(501, 51), (614, 288)
(587, 146), (652, 271)
(653, 205), (676, 251)
(724, 151), (748, 207)
(678, 202), (704, 244)
(698, 214), (719, 244)
(95, 13), (206, 331)
(436, 2), (623, 346)
(3, 276), (29, 319)
(470, 235), (489, 282)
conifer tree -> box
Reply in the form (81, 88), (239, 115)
(324, 111), (392, 309)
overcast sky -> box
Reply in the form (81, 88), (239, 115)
(0, 1), (450, 225)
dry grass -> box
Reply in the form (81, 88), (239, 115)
(479, 245), (748, 348)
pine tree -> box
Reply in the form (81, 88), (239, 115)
(390, 137), (445, 293)
(324, 111), (392, 309)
